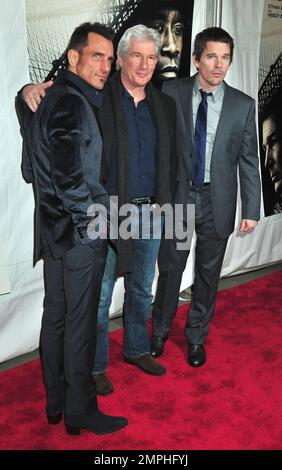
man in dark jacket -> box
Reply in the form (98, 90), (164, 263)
(16, 22), (127, 435)
(19, 24), (178, 395)
(92, 25), (177, 391)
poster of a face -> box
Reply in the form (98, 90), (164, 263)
(259, 85), (282, 215)
(26, 0), (194, 88)
(258, 0), (282, 216)
(113, 0), (194, 87)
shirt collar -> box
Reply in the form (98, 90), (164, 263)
(58, 69), (104, 108)
(193, 74), (225, 102)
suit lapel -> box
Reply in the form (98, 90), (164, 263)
(179, 76), (195, 149)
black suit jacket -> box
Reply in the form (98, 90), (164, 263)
(17, 70), (109, 263)
(163, 74), (261, 239)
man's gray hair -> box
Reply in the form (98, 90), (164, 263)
(116, 24), (161, 68)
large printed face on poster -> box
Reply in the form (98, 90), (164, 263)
(26, 0), (194, 88)
(259, 64), (282, 216)
(258, 0), (282, 216)
(113, 0), (194, 87)
(259, 85), (282, 215)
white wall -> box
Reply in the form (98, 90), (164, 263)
(0, 0), (43, 362)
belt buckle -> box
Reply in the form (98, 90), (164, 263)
(131, 197), (153, 206)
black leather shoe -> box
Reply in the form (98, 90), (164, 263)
(124, 353), (166, 375)
(188, 344), (206, 368)
(65, 408), (128, 435)
(150, 335), (166, 358)
(47, 412), (63, 425)
(93, 373), (114, 396)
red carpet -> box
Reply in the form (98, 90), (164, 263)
(0, 270), (282, 450)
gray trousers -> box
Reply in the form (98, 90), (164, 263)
(152, 184), (228, 345)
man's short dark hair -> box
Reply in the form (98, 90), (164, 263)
(44, 22), (114, 81)
(66, 22), (114, 60)
(193, 27), (234, 63)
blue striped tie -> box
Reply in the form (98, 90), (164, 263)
(192, 90), (212, 186)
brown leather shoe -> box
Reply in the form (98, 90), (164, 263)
(93, 373), (114, 396)
(124, 353), (166, 375)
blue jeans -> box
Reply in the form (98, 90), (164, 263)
(93, 205), (163, 373)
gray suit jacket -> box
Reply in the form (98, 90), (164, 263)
(163, 74), (261, 239)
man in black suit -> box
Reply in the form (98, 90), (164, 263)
(150, 27), (261, 367)
(17, 23), (127, 435)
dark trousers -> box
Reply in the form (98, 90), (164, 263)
(40, 240), (107, 416)
(152, 184), (228, 345)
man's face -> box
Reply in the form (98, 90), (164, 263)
(118, 39), (158, 89)
(69, 32), (114, 89)
(263, 115), (282, 195)
(149, 8), (184, 80)
(193, 41), (231, 92)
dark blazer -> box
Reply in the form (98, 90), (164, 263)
(99, 72), (178, 273)
(162, 74), (261, 239)
(17, 71), (109, 263)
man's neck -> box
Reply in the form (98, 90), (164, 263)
(120, 75), (146, 106)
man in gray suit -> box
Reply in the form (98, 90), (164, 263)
(150, 27), (261, 367)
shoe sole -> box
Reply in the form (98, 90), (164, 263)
(65, 421), (128, 435)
